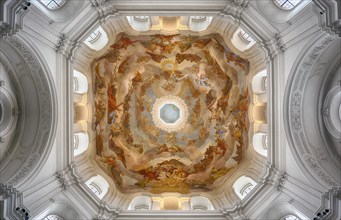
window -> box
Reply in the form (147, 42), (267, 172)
(240, 183), (253, 196)
(233, 176), (257, 200)
(73, 70), (88, 94)
(191, 16), (207, 22)
(273, 0), (301, 10)
(40, 0), (66, 9)
(281, 215), (300, 220)
(86, 30), (101, 44)
(73, 132), (89, 156)
(133, 16), (149, 22)
(190, 196), (214, 210)
(84, 26), (108, 51)
(231, 28), (256, 51)
(88, 183), (102, 197)
(239, 30), (252, 43)
(85, 175), (109, 199)
(44, 215), (63, 220)
(128, 196), (152, 210)
(127, 16), (151, 32)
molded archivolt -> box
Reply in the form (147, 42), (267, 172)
(0, 36), (57, 189)
(284, 34), (341, 189)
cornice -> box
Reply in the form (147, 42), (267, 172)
(0, 0), (31, 38)
(312, 0), (341, 37)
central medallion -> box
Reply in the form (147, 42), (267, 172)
(160, 103), (180, 124)
(152, 95), (188, 133)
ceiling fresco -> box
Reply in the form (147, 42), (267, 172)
(92, 33), (250, 194)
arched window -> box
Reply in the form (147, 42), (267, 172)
(88, 183), (102, 197)
(253, 133), (268, 157)
(73, 132), (89, 156)
(85, 175), (109, 199)
(188, 16), (213, 32)
(44, 215), (64, 220)
(239, 30), (253, 43)
(128, 196), (152, 210)
(233, 176), (257, 200)
(127, 16), (151, 32)
(281, 215), (300, 220)
(252, 70), (267, 95)
(273, 0), (301, 10)
(40, 0), (66, 9)
(73, 70), (88, 94)
(240, 183), (253, 196)
(190, 196), (214, 210)
(231, 28), (256, 52)
(84, 26), (108, 51)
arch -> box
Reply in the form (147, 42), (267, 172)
(232, 176), (257, 200)
(128, 196), (152, 210)
(85, 175), (109, 199)
(253, 132), (268, 157)
(188, 16), (213, 32)
(0, 36), (57, 189)
(73, 70), (88, 94)
(190, 196), (214, 210)
(84, 26), (108, 51)
(73, 132), (89, 156)
(283, 34), (340, 189)
(252, 70), (267, 95)
(126, 16), (151, 32)
(231, 28), (256, 52)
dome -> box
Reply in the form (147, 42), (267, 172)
(1, 0), (340, 219)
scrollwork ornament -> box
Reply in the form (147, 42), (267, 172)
(290, 91), (302, 132)
(8, 154), (40, 186)
(304, 155), (337, 186)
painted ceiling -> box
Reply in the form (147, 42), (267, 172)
(92, 33), (250, 194)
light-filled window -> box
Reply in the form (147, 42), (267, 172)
(239, 30), (252, 43)
(253, 133), (268, 156)
(86, 30), (101, 44)
(190, 196), (214, 210)
(73, 70), (88, 95)
(40, 0), (66, 9)
(73, 132), (89, 156)
(44, 215), (63, 220)
(133, 16), (149, 21)
(240, 183), (253, 196)
(84, 26), (108, 51)
(128, 196), (152, 210)
(233, 176), (257, 200)
(88, 183), (102, 197)
(85, 175), (109, 199)
(273, 0), (301, 10)
(281, 215), (300, 220)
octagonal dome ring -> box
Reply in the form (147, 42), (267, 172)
(152, 95), (188, 133)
